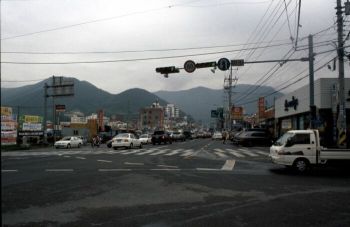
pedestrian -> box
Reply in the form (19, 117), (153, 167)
(223, 131), (227, 144)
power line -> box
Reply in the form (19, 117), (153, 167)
(1, 78), (47, 83)
(236, 56), (336, 106)
(0, 42), (293, 65)
(1, 39), (292, 55)
(1, 0), (202, 41)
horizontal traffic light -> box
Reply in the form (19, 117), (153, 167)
(155, 66), (180, 74)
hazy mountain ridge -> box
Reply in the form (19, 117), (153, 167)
(1, 78), (169, 120)
(1, 78), (283, 124)
(154, 85), (283, 124)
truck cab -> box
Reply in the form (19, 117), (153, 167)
(270, 129), (350, 173)
(270, 130), (320, 172)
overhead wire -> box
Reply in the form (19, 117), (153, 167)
(0, 42), (294, 64)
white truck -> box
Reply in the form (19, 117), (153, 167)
(270, 130), (350, 173)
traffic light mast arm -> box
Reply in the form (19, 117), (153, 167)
(244, 58), (309, 64)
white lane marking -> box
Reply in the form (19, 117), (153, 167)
(121, 149), (144, 155)
(221, 159), (236, 171)
(97, 160), (112, 163)
(226, 149), (245, 158)
(76, 157), (86, 160)
(98, 169), (131, 172)
(113, 150), (131, 154)
(238, 148), (259, 157)
(157, 165), (178, 168)
(63, 156), (71, 158)
(135, 149), (158, 155)
(256, 151), (269, 156)
(214, 149), (228, 158)
(180, 149), (194, 157)
(149, 149), (169, 156)
(45, 169), (74, 172)
(2, 169), (18, 172)
(164, 150), (180, 156)
(124, 162), (144, 166)
(196, 168), (220, 171)
(150, 169), (181, 171)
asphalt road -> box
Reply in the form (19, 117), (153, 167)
(2, 139), (350, 227)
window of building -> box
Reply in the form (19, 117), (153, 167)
(73, 130), (78, 135)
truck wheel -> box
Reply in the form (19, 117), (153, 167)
(293, 158), (309, 173)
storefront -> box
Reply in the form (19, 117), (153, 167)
(275, 78), (350, 148)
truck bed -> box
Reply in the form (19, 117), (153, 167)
(320, 148), (350, 160)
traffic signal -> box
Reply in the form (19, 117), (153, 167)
(155, 66), (180, 75)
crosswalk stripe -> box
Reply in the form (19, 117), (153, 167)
(135, 149), (158, 155)
(180, 149), (194, 157)
(150, 149), (170, 156)
(242, 150), (259, 157)
(214, 152), (228, 158)
(225, 149), (245, 158)
(121, 149), (145, 155)
(164, 150), (179, 156)
(214, 148), (225, 153)
(256, 151), (269, 156)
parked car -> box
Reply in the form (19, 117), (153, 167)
(171, 131), (186, 142)
(152, 130), (172, 145)
(77, 136), (87, 145)
(106, 135), (118, 148)
(139, 134), (152, 144)
(183, 131), (193, 140)
(111, 133), (142, 149)
(212, 131), (223, 140)
(55, 136), (83, 149)
(233, 131), (272, 147)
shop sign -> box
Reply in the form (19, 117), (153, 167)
(1, 114), (17, 121)
(18, 131), (44, 136)
(22, 123), (42, 131)
(1, 106), (13, 116)
(1, 130), (17, 145)
(20, 115), (43, 123)
(282, 119), (292, 129)
(284, 96), (298, 111)
(1, 121), (17, 131)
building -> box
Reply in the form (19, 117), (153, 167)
(275, 78), (350, 148)
(165, 104), (180, 119)
(139, 101), (164, 130)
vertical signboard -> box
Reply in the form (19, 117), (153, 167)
(1, 106), (17, 145)
(258, 97), (265, 119)
(98, 110), (105, 132)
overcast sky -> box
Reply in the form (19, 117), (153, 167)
(1, 0), (349, 96)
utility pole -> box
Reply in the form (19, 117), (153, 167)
(308, 34), (315, 129)
(228, 66), (233, 131)
(336, 0), (347, 148)
(43, 83), (48, 144)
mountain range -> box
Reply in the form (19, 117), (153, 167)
(1, 77), (283, 124)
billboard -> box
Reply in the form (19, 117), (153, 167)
(231, 107), (243, 120)
(20, 115), (43, 123)
(22, 123), (42, 131)
(52, 77), (74, 97)
(1, 106), (12, 116)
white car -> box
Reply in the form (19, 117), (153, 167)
(212, 132), (223, 140)
(111, 133), (142, 149)
(55, 136), (83, 149)
(139, 134), (152, 144)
